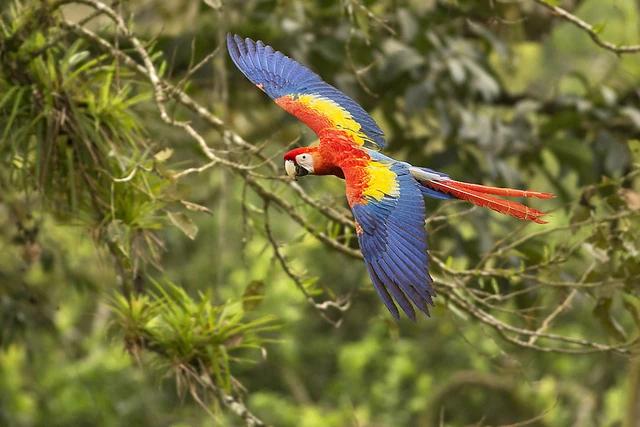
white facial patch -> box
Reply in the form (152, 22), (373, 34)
(295, 153), (314, 174)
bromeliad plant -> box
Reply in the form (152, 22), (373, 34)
(110, 281), (276, 401)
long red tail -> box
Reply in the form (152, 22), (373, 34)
(424, 179), (554, 224)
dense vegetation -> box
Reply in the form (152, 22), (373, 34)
(1, 1), (639, 425)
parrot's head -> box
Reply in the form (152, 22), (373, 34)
(284, 147), (316, 180)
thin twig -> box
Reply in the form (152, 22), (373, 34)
(533, 0), (640, 54)
(264, 200), (351, 327)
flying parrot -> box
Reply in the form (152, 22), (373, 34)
(227, 34), (554, 320)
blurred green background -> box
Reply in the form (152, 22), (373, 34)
(1, 0), (640, 426)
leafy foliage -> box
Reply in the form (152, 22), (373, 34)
(111, 281), (275, 398)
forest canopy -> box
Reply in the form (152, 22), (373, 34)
(1, 1), (639, 426)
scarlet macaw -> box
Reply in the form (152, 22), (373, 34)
(227, 34), (553, 320)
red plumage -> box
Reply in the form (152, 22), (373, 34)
(423, 179), (552, 224)
(443, 180), (554, 199)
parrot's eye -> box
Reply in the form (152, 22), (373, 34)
(296, 153), (311, 164)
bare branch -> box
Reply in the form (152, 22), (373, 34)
(264, 201), (351, 327)
(533, 0), (640, 54)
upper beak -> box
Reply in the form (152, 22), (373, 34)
(285, 160), (297, 180)
(284, 159), (309, 180)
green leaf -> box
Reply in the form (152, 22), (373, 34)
(243, 280), (266, 312)
(623, 295), (640, 330)
(593, 297), (627, 342)
(592, 22), (607, 35)
(447, 59), (466, 84)
(68, 50), (89, 66)
(622, 108), (640, 131)
(167, 211), (198, 240)
(154, 148), (174, 163)
(203, 0), (222, 9)
(628, 139), (640, 165)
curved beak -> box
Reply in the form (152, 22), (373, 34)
(285, 160), (297, 180)
(284, 160), (309, 180)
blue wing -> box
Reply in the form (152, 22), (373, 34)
(349, 161), (435, 320)
(226, 34), (386, 149)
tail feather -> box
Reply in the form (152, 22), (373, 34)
(445, 180), (554, 199)
(422, 179), (552, 224)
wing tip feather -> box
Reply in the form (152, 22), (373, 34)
(227, 34), (387, 149)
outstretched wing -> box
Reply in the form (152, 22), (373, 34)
(226, 34), (385, 149)
(347, 157), (434, 320)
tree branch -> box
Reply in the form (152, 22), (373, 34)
(533, 0), (640, 54)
